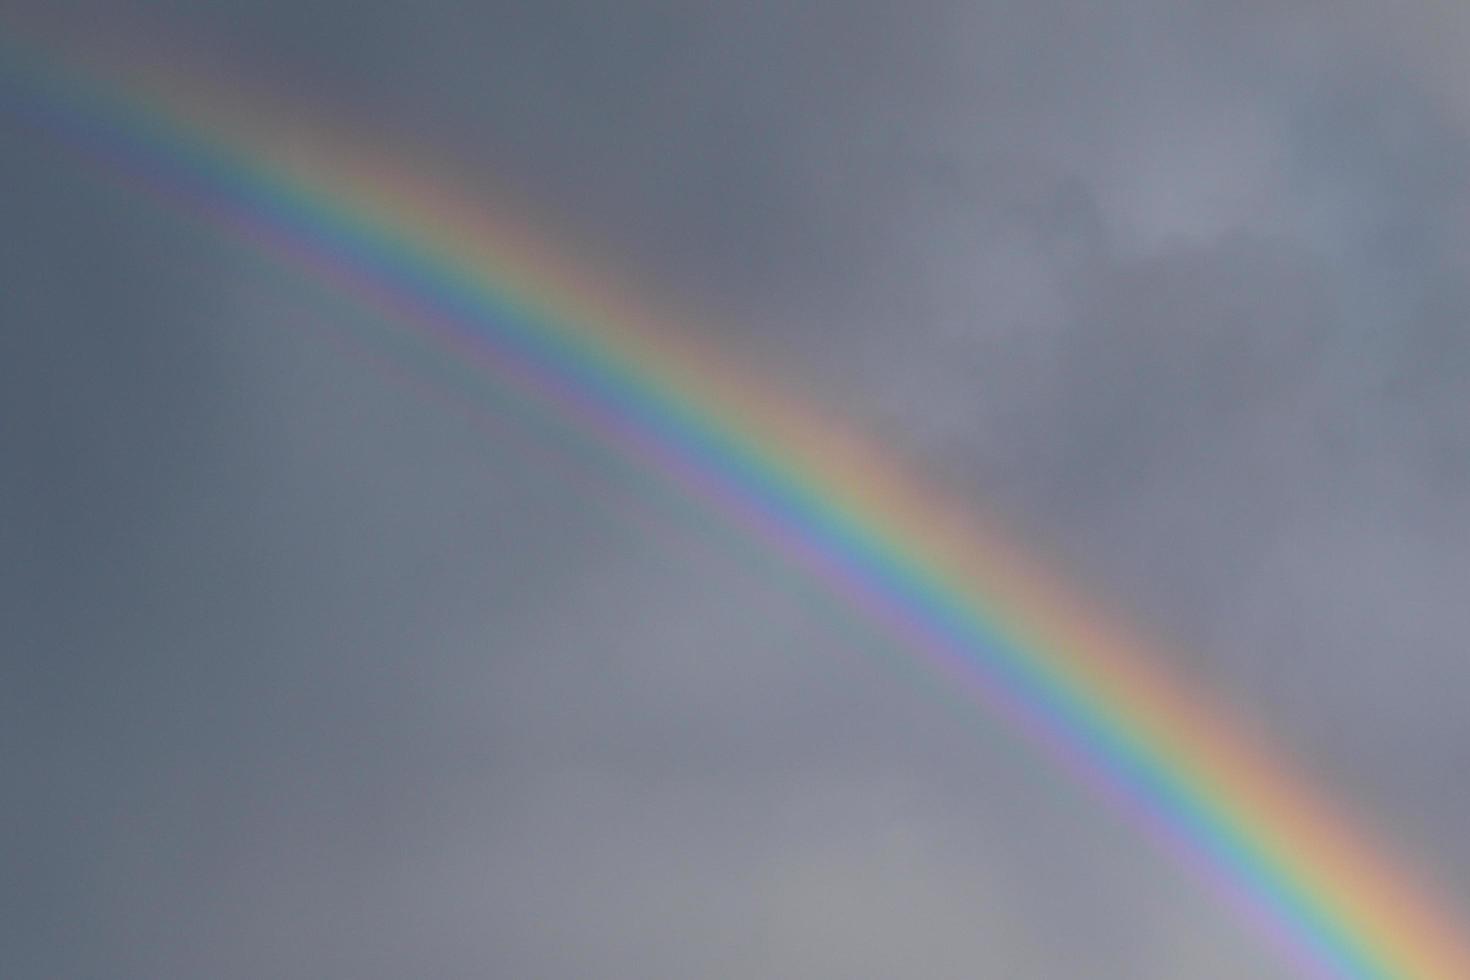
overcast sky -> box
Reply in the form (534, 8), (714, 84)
(5, 3), (1470, 977)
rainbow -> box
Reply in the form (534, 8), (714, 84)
(5, 39), (1468, 979)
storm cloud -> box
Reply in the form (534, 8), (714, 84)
(5, 3), (1469, 977)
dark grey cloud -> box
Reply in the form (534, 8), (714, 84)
(5, 3), (1469, 977)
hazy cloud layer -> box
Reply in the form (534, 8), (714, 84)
(5, 3), (1469, 977)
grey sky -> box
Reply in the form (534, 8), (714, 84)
(5, 3), (1469, 977)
